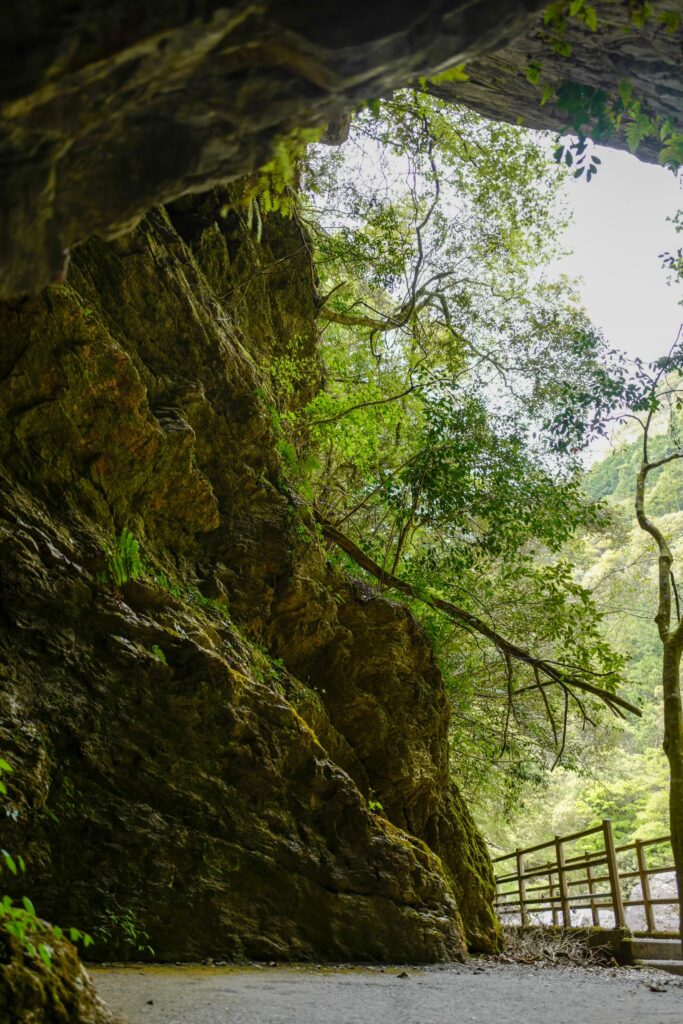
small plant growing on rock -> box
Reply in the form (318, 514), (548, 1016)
(105, 528), (145, 587)
(367, 790), (385, 815)
(0, 758), (92, 967)
(94, 907), (154, 960)
(150, 644), (167, 664)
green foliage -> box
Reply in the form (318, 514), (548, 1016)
(94, 907), (154, 960)
(551, 81), (683, 174)
(105, 527), (145, 587)
(240, 127), (324, 233)
(2, 897), (61, 969)
(298, 91), (628, 799)
(523, 2), (683, 173)
(149, 570), (185, 599)
(660, 209), (683, 295)
(480, 396), (683, 851)
(0, 756), (11, 797)
(367, 791), (385, 814)
(0, 759), (92, 968)
(425, 63), (470, 86)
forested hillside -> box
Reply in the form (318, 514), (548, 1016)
(480, 422), (683, 855)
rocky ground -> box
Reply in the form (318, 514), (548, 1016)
(91, 961), (683, 1024)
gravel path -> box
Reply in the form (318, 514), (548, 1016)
(92, 961), (683, 1024)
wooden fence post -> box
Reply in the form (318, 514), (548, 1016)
(602, 819), (626, 929)
(585, 852), (600, 927)
(555, 835), (571, 928)
(516, 848), (529, 927)
(635, 839), (656, 934)
(549, 871), (559, 927)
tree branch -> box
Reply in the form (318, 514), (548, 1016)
(635, 449), (683, 642)
(316, 509), (641, 719)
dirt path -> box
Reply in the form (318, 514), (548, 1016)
(92, 961), (683, 1024)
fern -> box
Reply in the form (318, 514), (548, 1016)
(240, 126), (323, 238)
(106, 528), (145, 587)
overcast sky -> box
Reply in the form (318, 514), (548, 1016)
(556, 146), (682, 363)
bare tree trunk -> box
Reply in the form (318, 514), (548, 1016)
(662, 637), (683, 948)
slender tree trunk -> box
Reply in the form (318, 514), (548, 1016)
(662, 637), (683, 949)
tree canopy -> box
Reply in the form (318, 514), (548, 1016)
(255, 91), (657, 805)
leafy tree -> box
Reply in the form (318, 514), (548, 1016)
(548, 332), (683, 942)
(286, 91), (638, 797)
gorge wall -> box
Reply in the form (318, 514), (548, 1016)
(429, 1), (683, 162)
(0, 188), (500, 964)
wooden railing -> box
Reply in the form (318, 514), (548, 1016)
(493, 820), (679, 935)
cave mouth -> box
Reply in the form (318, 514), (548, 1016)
(1, 4), (682, 1020)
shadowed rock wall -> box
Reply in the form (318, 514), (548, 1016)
(0, 190), (500, 962)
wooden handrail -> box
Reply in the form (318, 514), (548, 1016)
(491, 824), (604, 863)
(492, 820), (679, 937)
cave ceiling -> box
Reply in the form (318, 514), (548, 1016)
(0, 1), (680, 299)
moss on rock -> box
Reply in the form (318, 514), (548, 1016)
(0, 186), (498, 965)
(0, 927), (118, 1024)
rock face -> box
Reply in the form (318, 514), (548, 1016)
(0, 0), (545, 298)
(0, 188), (500, 963)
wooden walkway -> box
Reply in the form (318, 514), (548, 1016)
(493, 820), (680, 935)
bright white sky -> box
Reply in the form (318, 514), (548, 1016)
(556, 145), (682, 362)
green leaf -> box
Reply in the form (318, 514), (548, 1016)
(554, 39), (573, 58)
(657, 10), (680, 32)
(625, 119), (651, 154)
(526, 63), (541, 85)
(583, 5), (598, 31)
(431, 63), (470, 85)
(541, 85), (555, 106)
(38, 944), (53, 969)
(2, 850), (18, 875)
(617, 80), (633, 108)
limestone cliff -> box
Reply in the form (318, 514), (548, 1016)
(0, 188), (500, 963)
